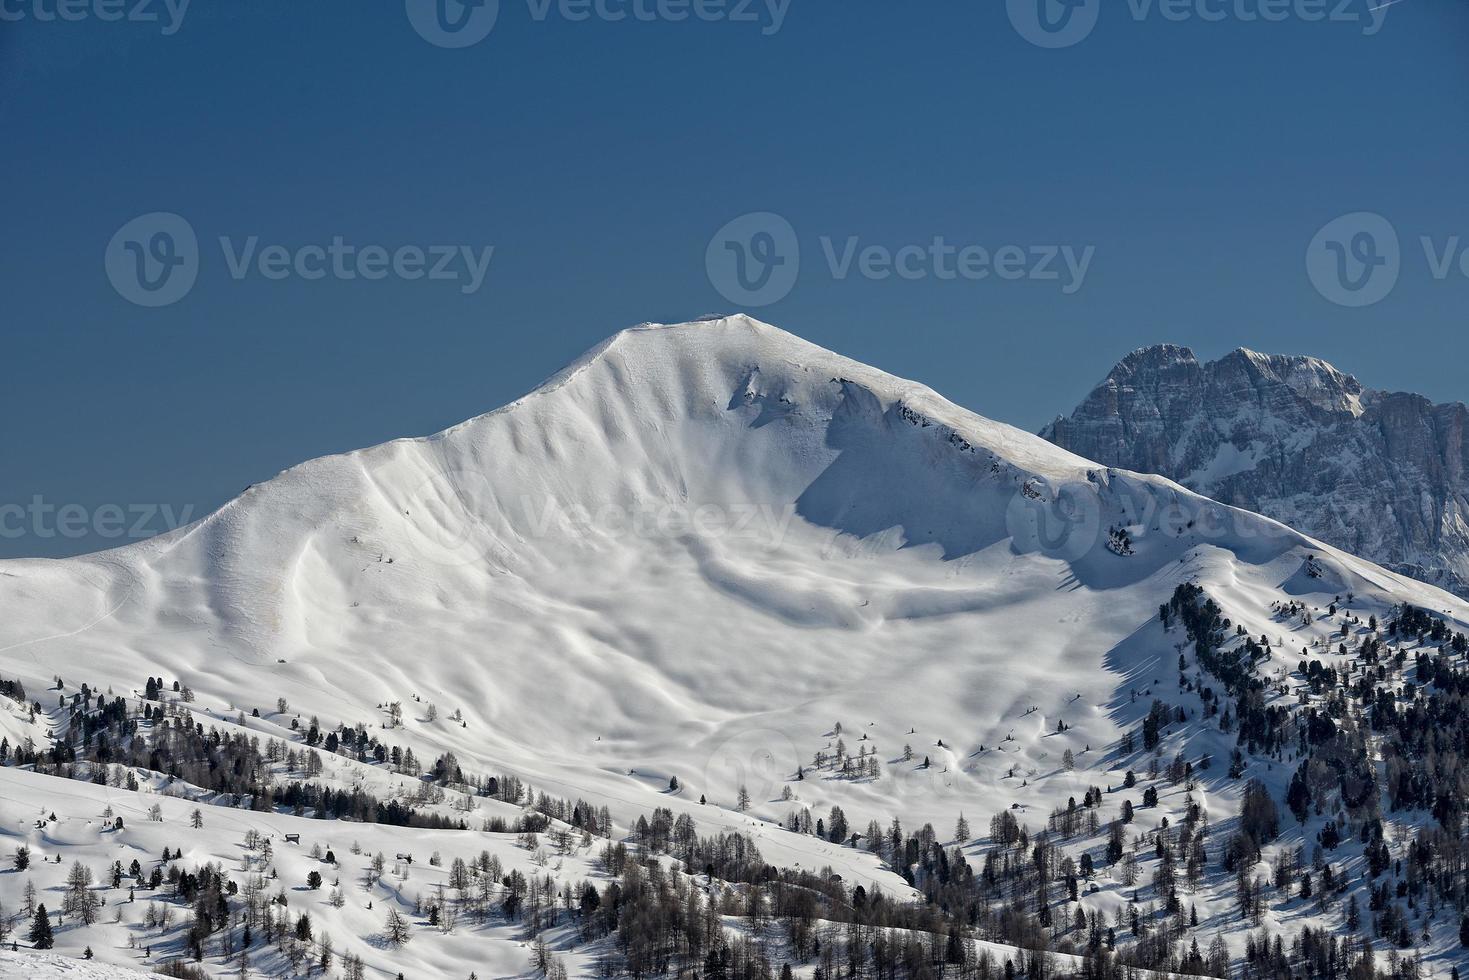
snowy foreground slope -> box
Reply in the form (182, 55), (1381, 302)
(0, 947), (152, 977)
(1, 317), (1467, 977)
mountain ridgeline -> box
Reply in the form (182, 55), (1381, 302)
(1043, 345), (1469, 598)
(5, 318), (1469, 977)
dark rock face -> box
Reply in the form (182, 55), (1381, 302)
(1043, 346), (1469, 597)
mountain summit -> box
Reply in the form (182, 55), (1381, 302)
(5, 318), (1469, 974)
(1043, 344), (1469, 596)
(1, 316), (1431, 815)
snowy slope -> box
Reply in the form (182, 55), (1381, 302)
(0, 948), (151, 978)
(2, 316), (1468, 976)
(0, 763), (1157, 979)
(1043, 344), (1469, 597)
(0, 764), (613, 978)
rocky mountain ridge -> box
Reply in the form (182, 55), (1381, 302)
(1042, 344), (1469, 596)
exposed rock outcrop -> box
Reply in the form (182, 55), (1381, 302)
(1043, 346), (1469, 596)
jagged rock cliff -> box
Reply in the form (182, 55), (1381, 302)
(1042, 345), (1469, 597)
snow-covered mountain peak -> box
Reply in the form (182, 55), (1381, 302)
(5, 316), (1440, 728)
(0, 319), (1326, 712)
(1220, 346), (1366, 416)
(1082, 343), (1366, 419)
(1045, 342), (1469, 595)
(7, 319), (1469, 976)
(153, 314), (1112, 577)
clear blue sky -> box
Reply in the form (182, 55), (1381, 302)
(3, 0), (1467, 556)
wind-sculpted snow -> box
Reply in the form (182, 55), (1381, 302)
(4, 317), (1469, 975)
(2, 316), (1458, 816)
(0, 949), (151, 978)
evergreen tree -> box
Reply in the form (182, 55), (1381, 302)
(827, 806), (848, 844)
(29, 904), (53, 949)
(1286, 765), (1311, 824)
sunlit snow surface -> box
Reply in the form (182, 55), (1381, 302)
(2, 317), (1466, 975)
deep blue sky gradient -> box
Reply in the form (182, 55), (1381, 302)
(3, 0), (1467, 556)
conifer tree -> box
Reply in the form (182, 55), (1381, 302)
(29, 904), (53, 949)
